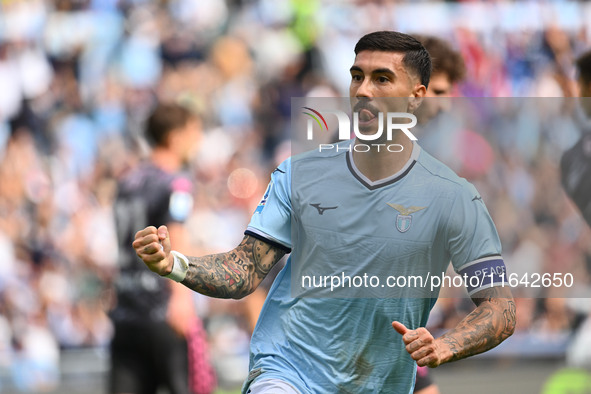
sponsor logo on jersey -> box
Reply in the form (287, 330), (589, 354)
(309, 203), (338, 215)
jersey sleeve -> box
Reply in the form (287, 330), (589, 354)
(164, 175), (194, 224)
(245, 158), (292, 252)
(445, 181), (506, 296)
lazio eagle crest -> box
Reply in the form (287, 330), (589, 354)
(387, 203), (427, 233)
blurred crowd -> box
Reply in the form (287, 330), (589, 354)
(1, 0), (591, 391)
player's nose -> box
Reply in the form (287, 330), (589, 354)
(354, 79), (373, 98)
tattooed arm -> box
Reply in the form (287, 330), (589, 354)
(434, 286), (516, 363)
(133, 225), (286, 299)
(179, 235), (285, 299)
(392, 285), (516, 367)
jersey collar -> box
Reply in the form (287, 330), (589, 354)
(345, 142), (420, 190)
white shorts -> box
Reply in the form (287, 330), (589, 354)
(247, 378), (300, 394)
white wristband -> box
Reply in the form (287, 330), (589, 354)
(164, 250), (189, 282)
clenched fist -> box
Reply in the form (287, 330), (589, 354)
(133, 225), (174, 276)
(392, 321), (451, 368)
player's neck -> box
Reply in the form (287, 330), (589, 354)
(351, 134), (414, 182)
(151, 148), (182, 173)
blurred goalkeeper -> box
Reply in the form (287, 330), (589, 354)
(133, 31), (515, 393)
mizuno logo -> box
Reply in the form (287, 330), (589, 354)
(386, 203), (427, 216)
(310, 203), (338, 215)
(472, 196), (482, 202)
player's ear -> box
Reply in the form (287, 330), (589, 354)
(408, 84), (426, 113)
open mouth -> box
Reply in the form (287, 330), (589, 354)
(353, 100), (380, 127)
(357, 107), (379, 127)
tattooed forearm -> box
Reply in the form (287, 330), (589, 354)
(437, 286), (516, 363)
(180, 235), (286, 299)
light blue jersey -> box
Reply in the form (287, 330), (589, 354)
(244, 141), (505, 393)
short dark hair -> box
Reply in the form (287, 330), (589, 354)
(576, 49), (591, 87)
(354, 31), (432, 88)
(413, 35), (466, 84)
(145, 103), (195, 147)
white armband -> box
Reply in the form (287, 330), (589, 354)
(164, 250), (189, 282)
